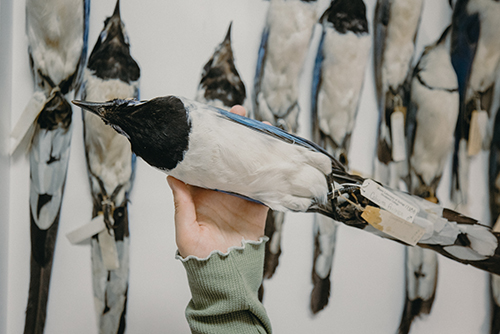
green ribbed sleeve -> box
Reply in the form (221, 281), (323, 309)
(177, 238), (272, 334)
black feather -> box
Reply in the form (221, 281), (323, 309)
(24, 208), (61, 334)
(310, 228), (331, 314)
(322, 0), (368, 35)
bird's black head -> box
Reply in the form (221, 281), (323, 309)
(73, 96), (191, 171)
(322, 0), (368, 35)
(87, 0), (140, 83)
(199, 22), (246, 106)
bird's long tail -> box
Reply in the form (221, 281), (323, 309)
(91, 200), (129, 334)
(24, 92), (72, 334)
(398, 247), (438, 334)
(315, 172), (500, 275)
(259, 210), (285, 302)
(491, 275), (500, 334)
(310, 214), (338, 314)
(24, 209), (60, 334)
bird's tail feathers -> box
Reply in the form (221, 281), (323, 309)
(24, 208), (60, 334)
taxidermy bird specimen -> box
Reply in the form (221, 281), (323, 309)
(400, 26), (459, 334)
(74, 95), (500, 277)
(21, 0), (89, 333)
(195, 22), (246, 109)
(309, 0), (370, 314)
(489, 103), (500, 334)
(253, 0), (320, 298)
(80, 1), (139, 333)
(253, 0), (319, 132)
(450, 0), (500, 213)
(373, 0), (424, 190)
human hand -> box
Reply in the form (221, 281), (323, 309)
(167, 105), (269, 258)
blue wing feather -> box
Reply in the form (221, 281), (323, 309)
(254, 27), (269, 98)
(450, 6), (479, 101)
(214, 106), (336, 160)
(311, 29), (325, 120)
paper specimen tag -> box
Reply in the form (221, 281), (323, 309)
(493, 215), (500, 233)
(66, 215), (106, 244)
(360, 179), (418, 223)
(391, 109), (407, 162)
(361, 206), (425, 246)
(98, 229), (120, 270)
(468, 110), (488, 156)
(10, 91), (47, 155)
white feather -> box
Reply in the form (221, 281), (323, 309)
(317, 22), (371, 146)
(29, 123), (72, 229)
(382, 0), (423, 91)
(313, 214), (338, 279)
(92, 237), (129, 333)
(170, 99), (331, 212)
(26, 0), (84, 89)
(83, 70), (138, 204)
(406, 247), (437, 301)
(256, 0), (319, 126)
(410, 36), (459, 188)
(466, 0), (500, 99)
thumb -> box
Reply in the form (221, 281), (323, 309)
(167, 176), (198, 237)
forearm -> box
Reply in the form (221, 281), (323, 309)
(177, 237), (272, 334)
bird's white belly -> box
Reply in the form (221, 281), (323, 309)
(169, 108), (332, 212)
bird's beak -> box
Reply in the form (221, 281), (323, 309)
(224, 21), (232, 43)
(72, 100), (114, 118)
(112, 0), (121, 19)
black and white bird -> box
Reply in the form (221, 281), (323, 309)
(195, 22), (246, 110)
(24, 0), (89, 332)
(400, 27), (459, 334)
(450, 0), (500, 213)
(74, 95), (500, 277)
(253, 0), (320, 297)
(373, 0), (424, 190)
(309, 0), (370, 314)
(80, 1), (140, 333)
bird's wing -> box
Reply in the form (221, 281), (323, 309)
(311, 29), (325, 145)
(253, 26), (270, 107)
(373, 0), (390, 107)
(215, 106), (338, 162)
(73, 0), (91, 95)
(449, 3), (480, 208)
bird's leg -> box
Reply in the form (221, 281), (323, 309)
(102, 198), (116, 232)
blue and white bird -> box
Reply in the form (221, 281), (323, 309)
(400, 26), (459, 334)
(195, 22), (246, 110)
(310, 0), (370, 314)
(450, 0), (500, 213)
(253, 0), (319, 133)
(24, 0), (89, 332)
(74, 95), (500, 277)
(81, 1), (140, 333)
(253, 0), (320, 295)
(373, 0), (424, 190)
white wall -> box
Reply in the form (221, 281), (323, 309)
(5, 0), (491, 333)
(0, 0), (13, 332)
